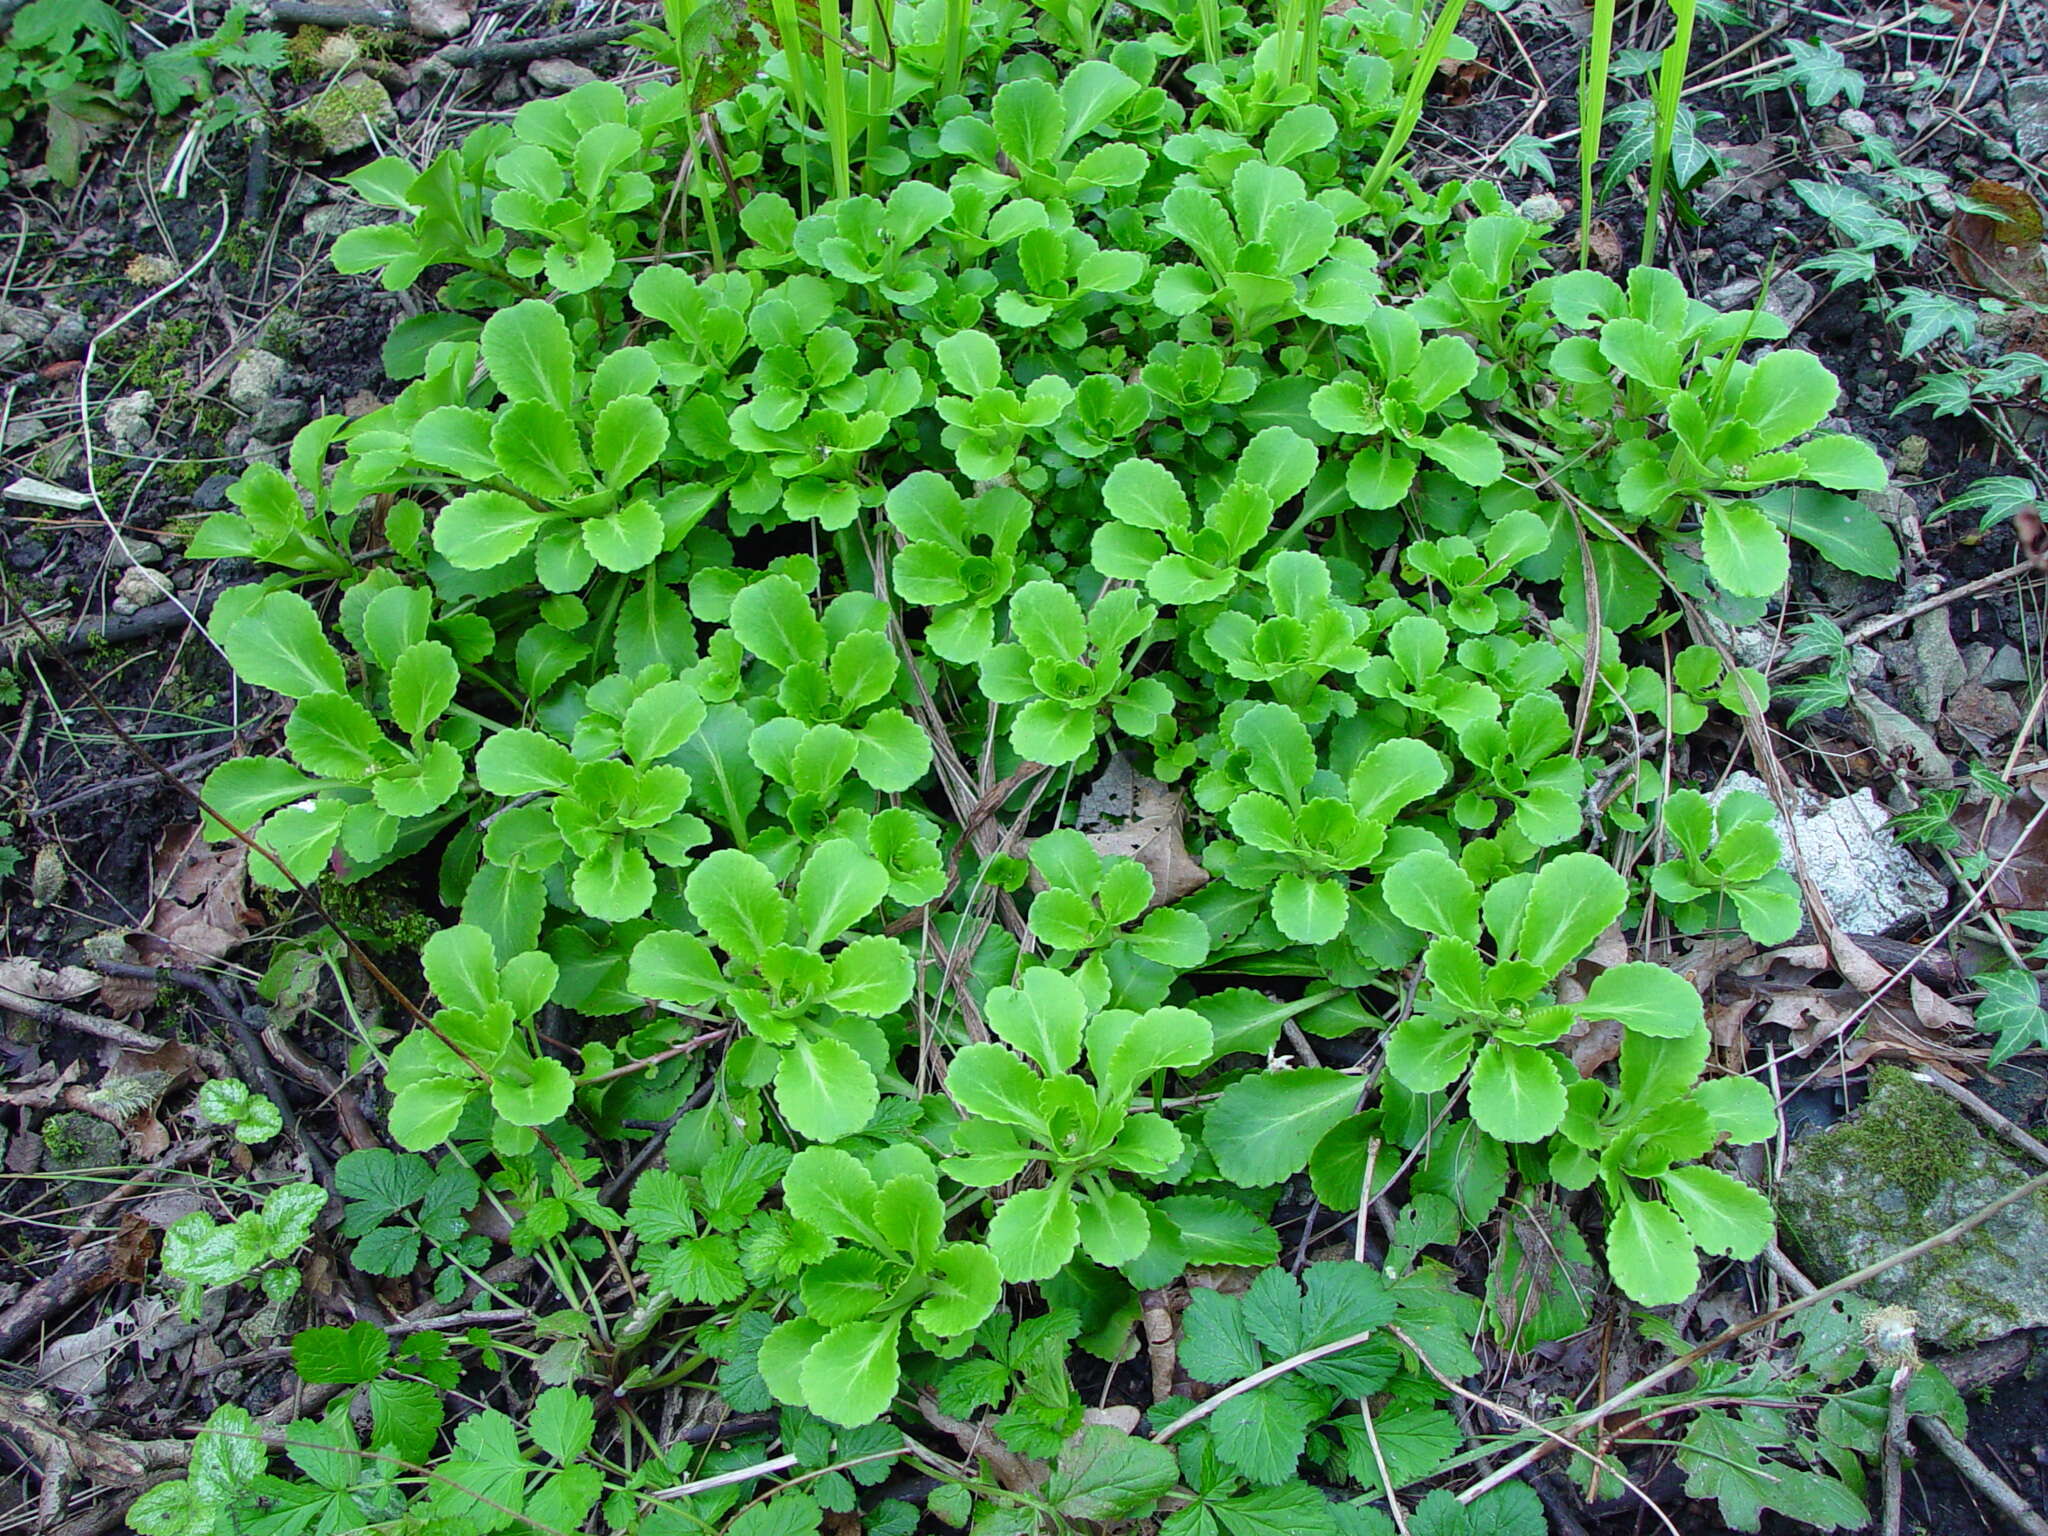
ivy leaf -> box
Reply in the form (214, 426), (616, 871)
(1973, 969), (2048, 1068)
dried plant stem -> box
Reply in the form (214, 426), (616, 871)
(1459, 1164), (2048, 1503)
(1153, 1327), (1383, 1442)
(1916, 1418), (2048, 1536)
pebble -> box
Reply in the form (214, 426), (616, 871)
(103, 390), (155, 451)
(286, 71), (397, 157)
(1983, 645), (2032, 687)
(41, 310), (88, 362)
(194, 472), (237, 510)
(249, 396), (311, 441)
(113, 566), (173, 613)
(1838, 108), (1877, 138)
(0, 303), (51, 343)
(2012, 77), (2048, 161)
(227, 348), (288, 413)
(300, 204), (384, 241)
(1705, 270), (1816, 328)
(109, 535), (163, 569)
(529, 59), (599, 91)
(6, 536), (49, 571)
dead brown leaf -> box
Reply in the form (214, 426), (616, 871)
(1948, 180), (2048, 308)
(100, 825), (261, 1014)
(1432, 57), (1489, 106)
(1072, 754), (1208, 907)
(1958, 785), (2048, 912)
(0, 958), (100, 1008)
(1587, 219), (1624, 272)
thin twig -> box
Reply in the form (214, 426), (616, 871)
(1916, 1418), (2048, 1536)
(1911, 1070), (2048, 1168)
(1154, 1327), (1383, 1442)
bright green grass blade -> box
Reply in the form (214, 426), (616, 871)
(1577, 0), (1616, 268)
(1641, 0), (1698, 265)
(1359, 0), (1468, 205)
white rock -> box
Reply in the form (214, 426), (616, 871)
(226, 349), (287, 413)
(103, 390), (155, 451)
(115, 566), (173, 612)
(1716, 771), (1947, 936)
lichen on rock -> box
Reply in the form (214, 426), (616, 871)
(1777, 1067), (2048, 1348)
(283, 70), (395, 158)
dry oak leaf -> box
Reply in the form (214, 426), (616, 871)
(101, 825), (261, 1016)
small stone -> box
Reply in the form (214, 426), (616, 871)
(194, 472), (237, 511)
(1838, 108), (1877, 138)
(102, 390), (155, 451)
(1515, 191), (1566, 225)
(1893, 435), (1931, 476)
(29, 845), (65, 907)
(408, 0), (473, 38)
(300, 203), (385, 241)
(1944, 682), (2022, 742)
(108, 535), (163, 569)
(313, 32), (363, 72)
(0, 333), (22, 369)
(528, 58), (599, 91)
(285, 71), (396, 158)
(41, 310), (88, 362)
(1705, 270), (1816, 327)
(125, 253), (181, 286)
(1717, 770), (1948, 935)
(1910, 610), (1967, 720)
(0, 303), (51, 343)
(2008, 77), (2048, 162)
(1779, 1067), (2048, 1349)
(115, 566), (173, 611)
(226, 348), (288, 413)
(249, 396), (311, 441)
(1854, 690), (1952, 783)
(6, 536), (49, 571)
(1983, 646), (2031, 687)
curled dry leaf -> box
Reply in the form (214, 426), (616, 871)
(1960, 783), (2048, 912)
(1072, 753), (1208, 908)
(1948, 180), (2048, 307)
(100, 825), (260, 1015)
(1750, 978), (1976, 1079)
(0, 958), (101, 1008)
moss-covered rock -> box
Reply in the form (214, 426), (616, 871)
(1777, 1067), (2048, 1348)
(283, 71), (395, 158)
